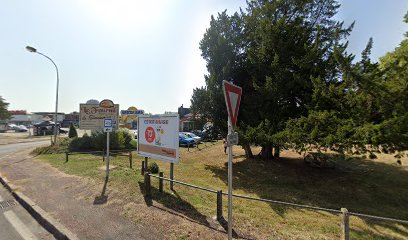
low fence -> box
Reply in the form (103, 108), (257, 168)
(65, 149), (137, 168)
(143, 170), (408, 240)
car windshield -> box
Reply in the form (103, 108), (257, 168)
(187, 133), (197, 138)
(179, 134), (188, 139)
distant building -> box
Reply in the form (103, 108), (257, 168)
(7, 110), (61, 125)
(164, 111), (177, 115)
(62, 112), (79, 127)
(177, 105), (194, 131)
(32, 112), (65, 123)
(178, 104), (190, 118)
(180, 112), (195, 132)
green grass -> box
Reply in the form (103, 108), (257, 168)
(37, 141), (408, 239)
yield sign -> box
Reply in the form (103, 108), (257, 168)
(223, 80), (242, 130)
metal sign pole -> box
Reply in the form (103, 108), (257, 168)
(170, 162), (174, 191)
(106, 131), (110, 179)
(227, 119), (233, 240)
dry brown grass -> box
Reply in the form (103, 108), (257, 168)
(40, 141), (408, 239)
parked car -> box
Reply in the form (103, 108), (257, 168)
(131, 129), (138, 139)
(179, 133), (195, 146)
(191, 130), (203, 137)
(181, 132), (202, 143)
(59, 128), (68, 134)
(14, 125), (28, 132)
(7, 123), (17, 130)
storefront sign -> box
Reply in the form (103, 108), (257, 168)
(121, 110), (145, 115)
(79, 100), (119, 130)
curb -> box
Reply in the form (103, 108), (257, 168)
(0, 175), (79, 240)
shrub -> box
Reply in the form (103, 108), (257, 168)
(68, 123), (78, 138)
(130, 139), (138, 149)
(69, 133), (94, 151)
(69, 129), (135, 151)
(32, 138), (71, 154)
(369, 152), (378, 159)
(147, 162), (159, 174)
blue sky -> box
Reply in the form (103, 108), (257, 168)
(0, 0), (407, 114)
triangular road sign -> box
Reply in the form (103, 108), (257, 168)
(223, 80), (242, 130)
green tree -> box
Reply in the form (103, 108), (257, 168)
(68, 122), (78, 138)
(195, 0), (353, 159)
(0, 96), (11, 120)
(286, 11), (408, 155)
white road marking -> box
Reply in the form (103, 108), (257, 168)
(4, 210), (38, 240)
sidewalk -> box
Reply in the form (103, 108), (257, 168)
(0, 148), (161, 239)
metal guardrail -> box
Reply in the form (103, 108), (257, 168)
(65, 149), (137, 169)
(145, 172), (408, 239)
(348, 212), (408, 225)
(150, 174), (218, 193)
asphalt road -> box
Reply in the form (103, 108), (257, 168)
(0, 140), (49, 154)
(0, 141), (53, 240)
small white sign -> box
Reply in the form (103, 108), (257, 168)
(104, 127), (113, 132)
(228, 132), (239, 145)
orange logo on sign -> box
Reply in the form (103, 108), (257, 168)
(145, 127), (155, 143)
(99, 99), (114, 108)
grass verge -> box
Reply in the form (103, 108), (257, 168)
(36, 141), (408, 239)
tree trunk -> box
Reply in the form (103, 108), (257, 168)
(261, 144), (273, 160)
(242, 143), (253, 159)
(273, 146), (280, 159)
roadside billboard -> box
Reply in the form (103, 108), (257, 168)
(79, 99), (119, 131)
(137, 114), (179, 163)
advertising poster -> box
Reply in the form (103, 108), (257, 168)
(137, 114), (179, 163)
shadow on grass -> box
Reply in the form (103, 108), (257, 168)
(137, 182), (209, 226)
(136, 181), (254, 239)
(350, 227), (398, 240)
(205, 153), (408, 237)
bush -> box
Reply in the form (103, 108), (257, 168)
(130, 139), (138, 149)
(147, 162), (159, 174)
(69, 133), (94, 151)
(68, 123), (78, 138)
(32, 138), (71, 154)
(69, 129), (135, 151)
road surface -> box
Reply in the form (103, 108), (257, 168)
(0, 141), (53, 240)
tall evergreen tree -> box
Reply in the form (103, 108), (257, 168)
(195, 0), (354, 159)
(0, 96), (11, 120)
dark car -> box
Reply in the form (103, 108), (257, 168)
(59, 128), (68, 134)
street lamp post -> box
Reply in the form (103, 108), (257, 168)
(26, 46), (60, 145)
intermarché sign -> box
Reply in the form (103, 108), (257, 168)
(79, 103), (119, 130)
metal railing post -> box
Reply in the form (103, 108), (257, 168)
(217, 190), (223, 221)
(65, 152), (68, 162)
(159, 172), (163, 193)
(341, 208), (350, 240)
(144, 157), (148, 172)
(170, 163), (174, 191)
(129, 150), (133, 169)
